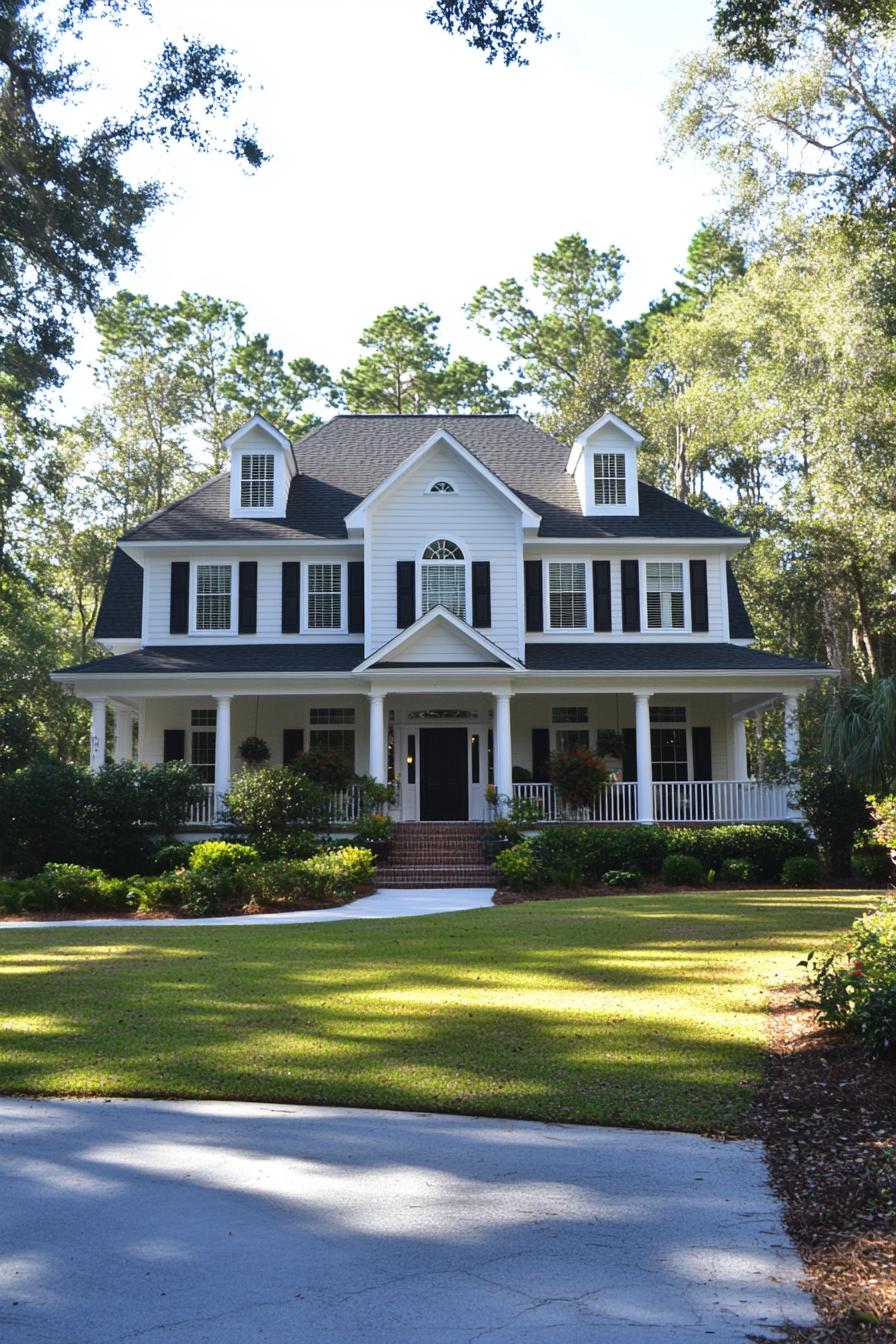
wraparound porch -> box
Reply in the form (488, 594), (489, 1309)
(80, 682), (805, 827)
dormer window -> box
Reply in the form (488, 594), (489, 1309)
(593, 453), (626, 507)
(241, 453), (275, 509)
(428, 480), (456, 494)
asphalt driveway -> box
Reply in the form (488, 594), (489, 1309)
(0, 1097), (814, 1343)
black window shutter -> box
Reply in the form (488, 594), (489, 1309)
(283, 728), (304, 766)
(396, 560), (415, 628)
(689, 559), (709, 632)
(163, 728), (185, 762)
(238, 561), (257, 634)
(524, 560), (543, 632)
(472, 560), (491, 627)
(622, 727), (637, 781)
(531, 728), (550, 783)
(281, 562), (301, 633)
(347, 561), (365, 633)
(692, 726), (713, 780)
(593, 560), (611, 632)
(621, 559), (640, 632)
(169, 562), (189, 635)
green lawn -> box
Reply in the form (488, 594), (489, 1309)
(0, 890), (873, 1134)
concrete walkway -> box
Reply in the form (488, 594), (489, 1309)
(0, 886), (496, 930)
(0, 1097), (815, 1343)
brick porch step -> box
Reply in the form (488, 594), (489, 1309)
(376, 822), (496, 888)
(375, 866), (497, 889)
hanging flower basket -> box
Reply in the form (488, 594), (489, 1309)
(238, 735), (271, 767)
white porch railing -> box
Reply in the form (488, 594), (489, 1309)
(186, 782), (368, 827)
(512, 781), (639, 823)
(512, 780), (793, 824)
(652, 780), (792, 824)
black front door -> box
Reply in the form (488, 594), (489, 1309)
(420, 727), (469, 820)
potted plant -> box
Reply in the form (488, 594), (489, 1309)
(354, 813), (394, 860)
(238, 736), (271, 768)
(480, 816), (523, 863)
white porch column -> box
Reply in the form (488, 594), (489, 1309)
(633, 692), (654, 824)
(113, 707), (135, 763)
(783, 694), (800, 767)
(731, 716), (749, 780)
(88, 698), (107, 772)
(494, 693), (513, 808)
(214, 696), (232, 804)
(368, 694), (386, 784)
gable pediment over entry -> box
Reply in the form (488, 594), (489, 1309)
(356, 607), (524, 671)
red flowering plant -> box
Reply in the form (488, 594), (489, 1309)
(547, 746), (610, 810)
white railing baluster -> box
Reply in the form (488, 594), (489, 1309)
(512, 780), (798, 825)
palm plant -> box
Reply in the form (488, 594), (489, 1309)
(822, 678), (896, 795)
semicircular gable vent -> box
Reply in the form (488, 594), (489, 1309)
(428, 480), (456, 493)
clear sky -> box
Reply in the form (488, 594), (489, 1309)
(57, 0), (718, 417)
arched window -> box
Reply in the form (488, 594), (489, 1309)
(428, 479), (455, 494)
(421, 539), (466, 618)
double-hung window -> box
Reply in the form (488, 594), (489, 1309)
(240, 453), (275, 509)
(195, 564), (232, 631)
(190, 709), (216, 784)
(645, 562), (685, 630)
(307, 563), (342, 629)
(552, 706), (589, 753)
(548, 561), (587, 629)
(593, 453), (626, 506)
(309, 707), (355, 768)
(421, 539), (466, 618)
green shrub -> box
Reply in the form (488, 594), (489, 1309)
(353, 814), (394, 845)
(796, 759), (873, 877)
(0, 757), (205, 877)
(223, 767), (330, 854)
(781, 855), (822, 887)
(666, 823), (814, 879)
(126, 872), (187, 914)
(494, 843), (542, 891)
(869, 795), (896, 851)
(242, 860), (310, 905)
(189, 840), (260, 872)
(178, 868), (234, 918)
(508, 796), (544, 825)
(607, 826), (668, 876)
(852, 845), (892, 883)
(719, 856), (761, 883)
(32, 863), (105, 910)
(602, 868), (641, 888)
(660, 853), (705, 887)
(0, 879), (30, 914)
(801, 900), (896, 1057)
(146, 840), (194, 874)
(303, 845), (375, 900)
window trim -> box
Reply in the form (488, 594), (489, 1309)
(189, 560), (237, 636)
(584, 443), (638, 517)
(231, 450), (284, 517)
(544, 558), (592, 633)
(592, 452), (627, 508)
(302, 559), (347, 635)
(417, 534), (470, 623)
(640, 558), (691, 634)
(424, 477), (459, 496)
(239, 452), (276, 510)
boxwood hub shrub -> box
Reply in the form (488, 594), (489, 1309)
(223, 767), (330, 856)
(666, 822), (815, 879)
(493, 844), (542, 891)
(802, 900), (896, 1057)
(781, 855), (822, 887)
(660, 853), (705, 887)
(189, 840), (260, 872)
(602, 869), (641, 888)
(719, 856), (760, 884)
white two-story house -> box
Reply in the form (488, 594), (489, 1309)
(54, 411), (828, 825)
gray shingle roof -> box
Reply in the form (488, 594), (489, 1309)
(121, 415), (745, 543)
(94, 548), (143, 640)
(57, 644), (364, 676)
(525, 643), (827, 672)
(57, 640), (826, 677)
(726, 563), (755, 641)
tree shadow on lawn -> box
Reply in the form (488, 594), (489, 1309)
(0, 889), (869, 1133)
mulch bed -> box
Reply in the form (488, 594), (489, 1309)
(0, 886), (373, 922)
(493, 881), (880, 904)
(750, 987), (896, 1343)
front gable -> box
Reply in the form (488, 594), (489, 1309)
(344, 429), (541, 534)
(358, 607), (523, 670)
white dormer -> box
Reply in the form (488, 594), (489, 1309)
(566, 411), (642, 518)
(226, 415), (295, 518)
